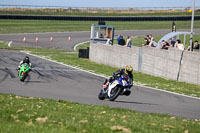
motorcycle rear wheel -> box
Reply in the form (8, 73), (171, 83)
(98, 90), (106, 100)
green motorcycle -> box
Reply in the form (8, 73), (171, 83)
(18, 63), (31, 82)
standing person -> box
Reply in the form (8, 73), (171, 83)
(148, 34), (157, 47)
(161, 40), (170, 50)
(193, 40), (199, 50)
(187, 40), (199, 51)
(142, 37), (150, 46)
(117, 35), (121, 44)
(169, 38), (176, 47)
(126, 36), (132, 48)
(175, 39), (184, 51)
(118, 36), (126, 46)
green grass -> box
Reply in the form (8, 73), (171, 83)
(0, 93), (200, 133)
(0, 19), (200, 34)
(0, 20), (96, 33)
(1, 42), (200, 98)
(1, 10), (200, 16)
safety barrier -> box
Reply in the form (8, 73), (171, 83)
(89, 43), (200, 85)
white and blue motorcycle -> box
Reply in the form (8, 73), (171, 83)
(98, 74), (132, 101)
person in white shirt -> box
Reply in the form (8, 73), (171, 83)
(126, 36), (132, 48)
(148, 34), (157, 47)
(175, 39), (184, 51)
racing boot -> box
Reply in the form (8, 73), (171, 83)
(103, 79), (109, 92)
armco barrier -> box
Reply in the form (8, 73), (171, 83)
(90, 43), (200, 85)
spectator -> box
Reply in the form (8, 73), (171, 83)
(175, 39), (184, 51)
(148, 34), (157, 47)
(187, 40), (199, 51)
(126, 36), (132, 48)
(142, 37), (150, 46)
(117, 35), (121, 44)
(161, 40), (170, 50)
(118, 36), (126, 46)
(169, 38), (176, 47)
(193, 40), (199, 50)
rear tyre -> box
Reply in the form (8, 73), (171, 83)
(98, 90), (106, 100)
(109, 86), (121, 101)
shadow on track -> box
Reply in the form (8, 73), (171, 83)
(24, 80), (50, 84)
(24, 74), (31, 85)
(23, 73), (52, 84)
(113, 100), (158, 106)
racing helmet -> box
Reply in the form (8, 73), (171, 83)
(125, 65), (133, 75)
(24, 56), (29, 63)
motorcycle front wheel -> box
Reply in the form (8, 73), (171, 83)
(109, 86), (121, 101)
(20, 72), (27, 82)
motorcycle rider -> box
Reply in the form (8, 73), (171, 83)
(18, 56), (32, 72)
(103, 65), (133, 91)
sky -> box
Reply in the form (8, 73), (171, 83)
(0, 0), (199, 9)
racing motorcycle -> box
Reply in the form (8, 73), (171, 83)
(18, 63), (31, 82)
(98, 74), (132, 101)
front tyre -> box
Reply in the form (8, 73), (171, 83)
(20, 72), (27, 82)
(109, 86), (121, 101)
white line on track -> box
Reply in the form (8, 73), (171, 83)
(20, 51), (200, 100)
(73, 41), (90, 51)
(8, 41), (12, 47)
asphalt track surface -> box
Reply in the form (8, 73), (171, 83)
(0, 29), (200, 119)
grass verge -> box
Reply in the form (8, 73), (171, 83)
(0, 19), (200, 34)
(0, 93), (200, 133)
(1, 42), (200, 98)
